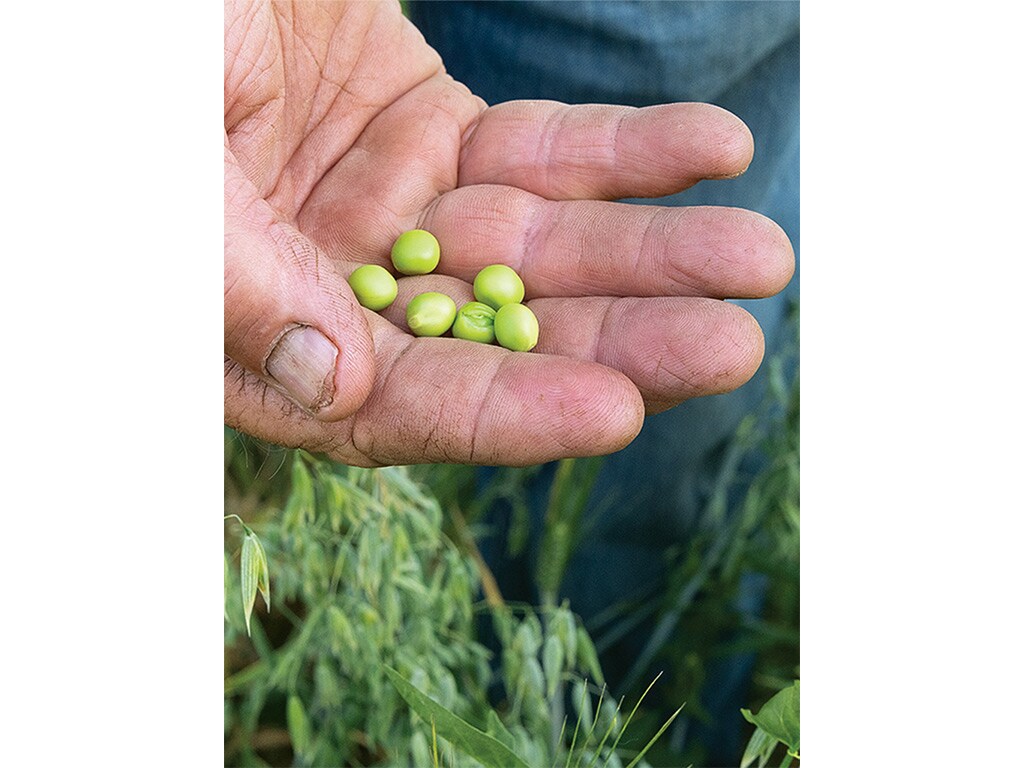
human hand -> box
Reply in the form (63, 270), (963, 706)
(224, 0), (794, 467)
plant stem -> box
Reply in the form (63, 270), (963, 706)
(449, 504), (505, 608)
(779, 751), (795, 768)
(541, 589), (564, 761)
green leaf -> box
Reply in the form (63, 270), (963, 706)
(485, 708), (517, 752)
(410, 730), (432, 768)
(553, 606), (577, 669)
(622, 702), (685, 768)
(284, 453), (315, 528)
(327, 605), (356, 654)
(575, 627), (605, 686)
(507, 497), (531, 557)
(522, 657), (545, 702)
(607, 671), (664, 761)
(536, 457), (603, 594)
(741, 680), (800, 753)
(240, 526), (270, 636)
(514, 614), (543, 657)
(572, 678), (593, 732)
(287, 694), (311, 760)
(543, 634), (564, 700)
(383, 666), (531, 768)
(739, 724), (779, 768)
(223, 553), (230, 622)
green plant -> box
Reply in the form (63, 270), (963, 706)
(561, 301), (800, 765)
(224, 439), (676, 767)
(740, 680), (800, 768)
(385, 663), (684, 768)
(415, 378), (796, 766)
(225, 447), (488, 765)
(225, 514), (271, 637)
(223, 304), (798, 767)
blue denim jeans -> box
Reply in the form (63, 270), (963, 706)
(410, 2), (800, 762)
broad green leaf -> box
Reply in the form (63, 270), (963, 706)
(383, 666), (531, 768)
(739, 724), (779, 768)
(484, 708), (517, 752)
(741, 680), (800, 752)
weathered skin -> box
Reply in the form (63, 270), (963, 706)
(224, 0), (794, 466)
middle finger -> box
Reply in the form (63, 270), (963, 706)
(419, 184), (794, 300)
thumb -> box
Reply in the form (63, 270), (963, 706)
(224, 154), (375, 422)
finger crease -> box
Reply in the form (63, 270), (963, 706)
(536, 106), (569, 195)
(468, 357), (507, 464)
(635, 207), (663, 282)
(592, 299), (621, 366)
(518, 196), (547, 278)
(349, 335), (417, 459)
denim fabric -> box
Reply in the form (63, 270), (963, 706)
(410, 2), (800, 763)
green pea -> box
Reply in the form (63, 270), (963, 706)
(494, 303), (539, 352)
(452, 301), (497, 344)
(347, 264), (398, 310)
(391, 229), (441, 275)
(406, 292), (457, 337)
(473, 264), (525, 309)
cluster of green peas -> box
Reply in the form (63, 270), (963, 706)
(347, 229), (539, 352)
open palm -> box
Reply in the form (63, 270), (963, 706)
(224, 0), (794, 467)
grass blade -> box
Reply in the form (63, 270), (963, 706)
(604, 671), (663, 764)
(622, 703), (685, 768)
(384, 666), (530, 768)
(584, 694), (623, 768)
(573, 683), (607, 768)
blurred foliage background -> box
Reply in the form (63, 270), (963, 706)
(224, 304), (798, 767)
